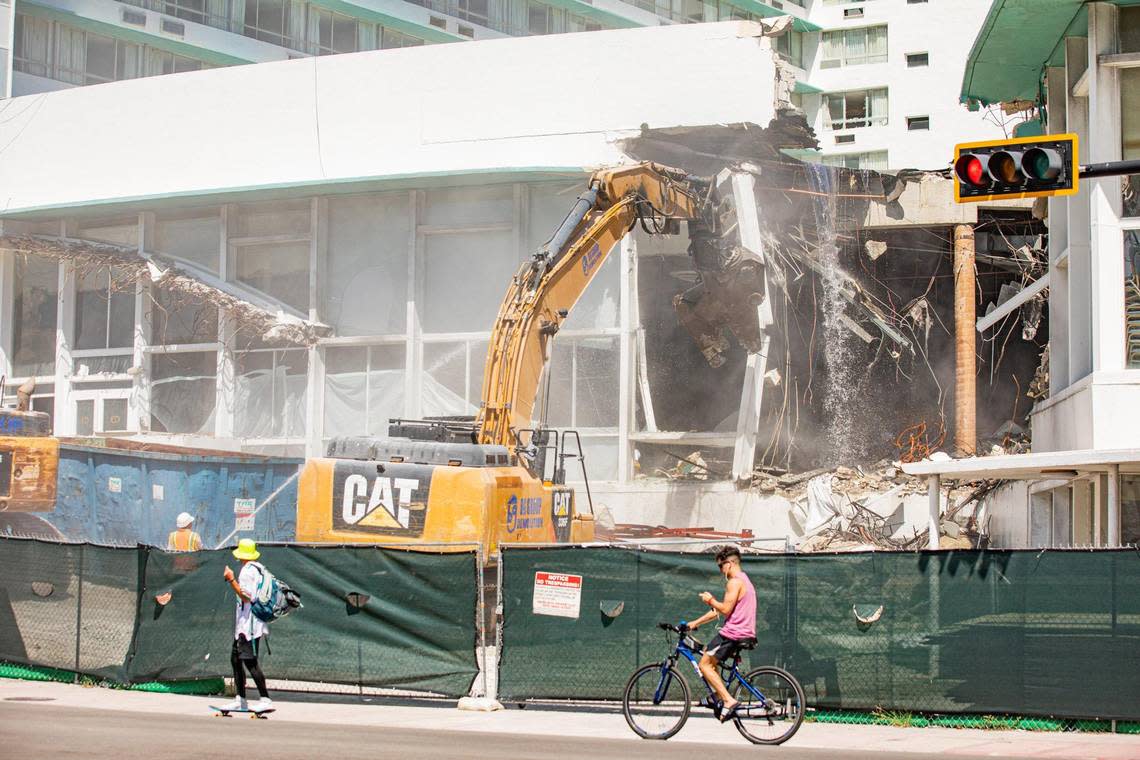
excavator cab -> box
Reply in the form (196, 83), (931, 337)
(516, 427), (595, 544)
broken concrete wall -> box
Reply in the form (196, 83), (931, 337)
(625, 138), (1047, 475)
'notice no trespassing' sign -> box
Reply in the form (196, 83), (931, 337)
(533, 571), (583, 619)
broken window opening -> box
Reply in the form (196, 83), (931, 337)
(323, 343), (406, 439)
(1121, 68), (1139, 217)
(234, 348), (308, 439)
(11, 254), (58, 378)
(1125, 231), (1140, 369)
(1122, 475), (1140, 546)
(230, 200), (311, 314)
(422, 339), (487, 417)
(151, 287), (220, 346)
(154, 209), (221, 274)
(326, 193), (410, 336)
(825, 88), (888, 130)
(150, 351), (218, 435)
(74, 266), (136, 351)
(775, 31), (804, 69)
(421, 230), (516, 333)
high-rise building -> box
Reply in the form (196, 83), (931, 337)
(4, 0), (1004, 169)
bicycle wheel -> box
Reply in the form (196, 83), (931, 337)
(622, 663), (691, 740)
(730, 666), (805, 745)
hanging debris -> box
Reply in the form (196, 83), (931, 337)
(864, 239), (888, 261)
(0, 235), (331, 345)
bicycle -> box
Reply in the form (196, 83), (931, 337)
(622, 622), (805, 745)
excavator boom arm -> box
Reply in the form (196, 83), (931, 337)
(475, 163), (710, 448)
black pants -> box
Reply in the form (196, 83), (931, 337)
(231, 635), (268, 700)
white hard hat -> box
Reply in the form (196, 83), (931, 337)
(176, 512), (194, 529)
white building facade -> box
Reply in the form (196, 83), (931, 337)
(2, 0), (1003, 169)
(0, 23), (783, 495)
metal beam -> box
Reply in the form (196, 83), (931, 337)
(976, 271), (1051, 332)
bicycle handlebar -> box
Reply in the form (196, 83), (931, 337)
(657, 622), (690, 633)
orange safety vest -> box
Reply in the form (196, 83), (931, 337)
(167, 529), (202, 552)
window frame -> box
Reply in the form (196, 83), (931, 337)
(821, 25), (889, 69)
(824, 88), (889, 130)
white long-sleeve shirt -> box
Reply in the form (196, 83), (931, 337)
(234, 562), (267, 641)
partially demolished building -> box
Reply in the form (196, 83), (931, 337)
(0, 22), (1048, 547)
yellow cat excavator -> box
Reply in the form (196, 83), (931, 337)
(296, 162), (763, 551)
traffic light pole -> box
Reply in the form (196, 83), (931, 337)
(1079, 159), (1140, 179)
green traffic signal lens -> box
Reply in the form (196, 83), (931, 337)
(1022, 147), (1062, 181)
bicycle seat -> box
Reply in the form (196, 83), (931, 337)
(738, 638), (758, 650)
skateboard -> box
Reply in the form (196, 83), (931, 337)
(210, 705), (276, 719)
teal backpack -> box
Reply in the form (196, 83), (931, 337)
(248, 562), (302, 623)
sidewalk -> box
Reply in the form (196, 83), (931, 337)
(1, 678), (1136, 759)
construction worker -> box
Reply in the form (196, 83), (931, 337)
(167, 512), (202, 552)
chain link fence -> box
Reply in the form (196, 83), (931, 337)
(497, 545), (1140, 729)
(0, 537), (480, 697)
(6, 536), (1140, 733)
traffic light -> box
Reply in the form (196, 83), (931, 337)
(953, 134), (1079, 203)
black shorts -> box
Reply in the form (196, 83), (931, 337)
(704, 633), (752, 662)
(232, 635), (261, 661)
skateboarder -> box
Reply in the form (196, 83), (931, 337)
(217, 539), (272, 713)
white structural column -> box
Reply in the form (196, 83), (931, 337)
(407, 190), (422, 420)
(132, 212), (153, 433)
(214, 312), (236, 439)
(1107, 463), (1121, 547)
(927, 474), (941, 550)
(53, 262), (76, 435)
(1088, 3), (1126, 374)
(305, 344), (325, 458)
(0, 247), (12, 379)
(728, 171), (774, 486)
(215, 206), (235, 440)
(1065, 36), (1094, 384)
(1047, 62), (1073, 394)
(617, 235), (635, 484)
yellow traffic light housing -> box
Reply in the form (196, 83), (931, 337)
(953, 134), (1079, 204)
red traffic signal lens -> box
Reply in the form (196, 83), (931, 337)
(955, 155), (986, 187)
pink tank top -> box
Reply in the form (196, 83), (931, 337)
(719, 571), (756, 640)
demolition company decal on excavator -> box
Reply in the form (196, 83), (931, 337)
(506, 494), (544, 534)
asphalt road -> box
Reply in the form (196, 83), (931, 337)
(1, 701), (1017, 760)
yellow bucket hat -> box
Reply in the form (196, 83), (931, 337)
(233, 538), (260, 561)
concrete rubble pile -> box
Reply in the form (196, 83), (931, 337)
(762, 459), (995, 553)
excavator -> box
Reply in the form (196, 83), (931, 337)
(295, 161), (765, 552)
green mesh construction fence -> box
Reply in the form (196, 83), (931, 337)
(0, 537), (480, 697)
(497, 546), (1140, 721)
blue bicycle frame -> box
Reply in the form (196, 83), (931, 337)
(654, 628), (767, 711)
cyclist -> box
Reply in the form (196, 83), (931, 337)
(687, 545), (756, 722)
